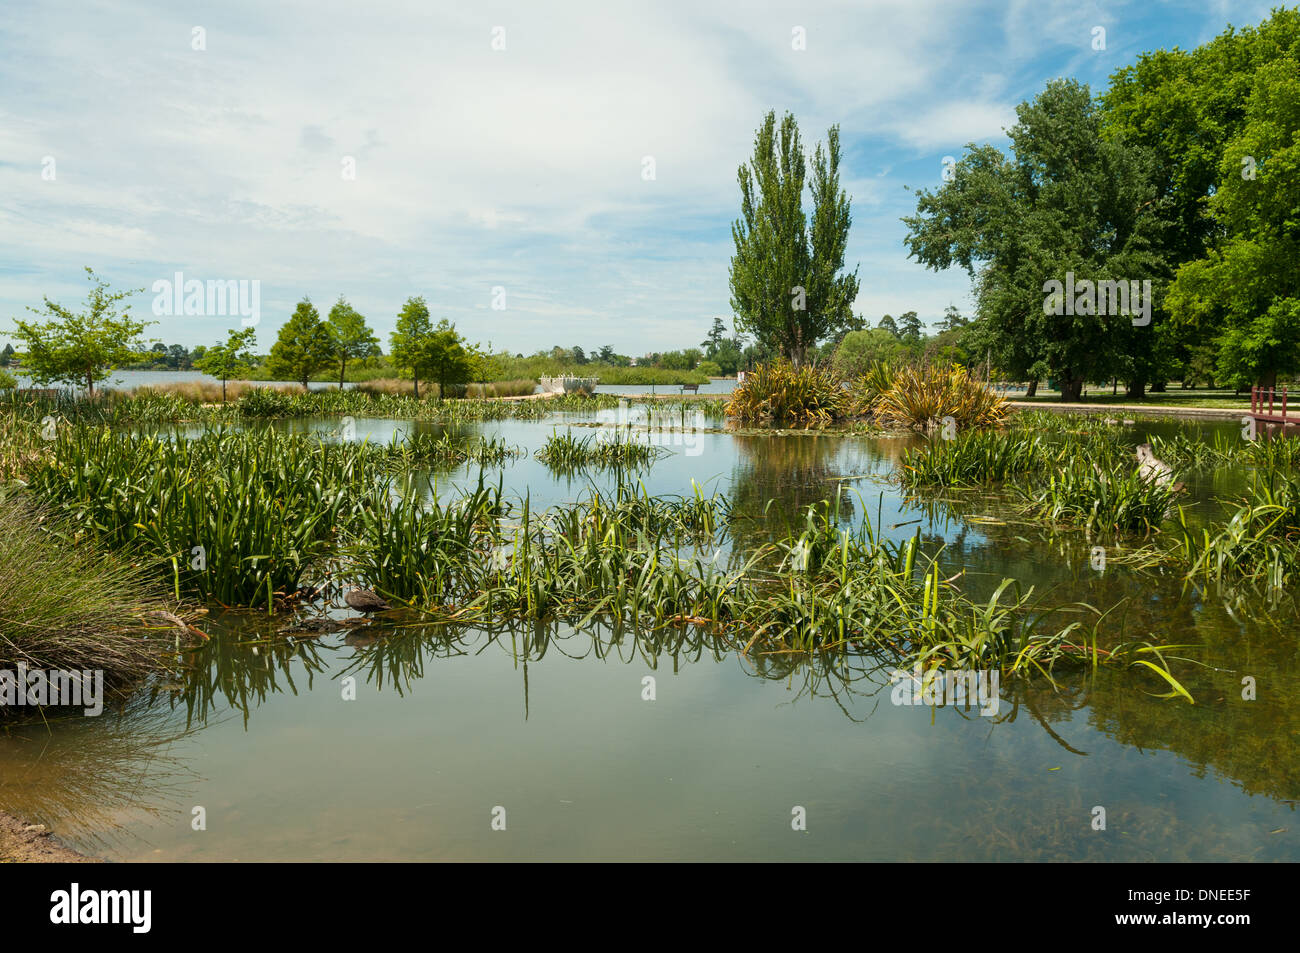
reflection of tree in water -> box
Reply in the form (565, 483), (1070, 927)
(727, 433), (873, 544)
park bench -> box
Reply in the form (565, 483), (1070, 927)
(680, 383), (699, 394)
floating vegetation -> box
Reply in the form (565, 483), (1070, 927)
(1013, 464), (1182, 535)
(535, 430), (668, 470)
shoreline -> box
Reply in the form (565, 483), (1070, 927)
(0, 810), (100, 863)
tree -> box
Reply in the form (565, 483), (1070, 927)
(729, 111), (860, 365)
(0, 343), (15, 366)
(897, 311), (924, 345)
(391, 296), (434, 398)
(877, 314), (900, 338)
(193, 327), (257, 402)
(904, 79), (1168, 401)
(10, 267), (151, 395)
(937, 305), (968, 332)
(701, 316), (728, 354)
(1163, 58), (1300, 388)
(833, 328), (905, 377)
(325, 296), (379, 388)
(266, 298), (333, 387)
(1098, 9), (1300, 390)
(424, 319), (475, 398)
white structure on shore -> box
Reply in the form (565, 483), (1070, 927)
(539, 375), (597, 396)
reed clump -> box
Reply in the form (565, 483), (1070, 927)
(535, 431), (668, 470)
(0, 497), (185, 703)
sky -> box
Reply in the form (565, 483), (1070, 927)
(0, 0), (1281, 356)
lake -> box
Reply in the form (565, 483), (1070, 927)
(0, 411), (1295, 861)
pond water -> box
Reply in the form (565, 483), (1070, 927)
(1, 412), (1296, 861)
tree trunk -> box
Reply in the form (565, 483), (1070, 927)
(1059, 376), (1084, 402)
(1025, 380), (1038, 398)
(222, 377), (227, 403)
(1151, 380), (1166, 393)
(339, 358), (347, 390)
(1126, 379), (1146, 399)
(1258, 368), (1278, 390)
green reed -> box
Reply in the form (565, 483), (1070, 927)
(535, 430), (668, 470)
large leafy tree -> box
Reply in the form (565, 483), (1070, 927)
(266, 298), (333, 387)
(1104, 10), (1300, 389)
(11, 268), (151, 395)
(193, 327), (257, 402)
(729, 111), (860, 365)
(325, 296), (380, 388)
(904, 79), (1168, 401)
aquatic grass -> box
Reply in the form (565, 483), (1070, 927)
(1013, 463), (1181, 535)
(898, 429), (1049, 487)
(1171, 471), (1300, 589)
(535, 430), (668, 470)
(874, 363), (1009, 432)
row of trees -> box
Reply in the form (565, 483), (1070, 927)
(5, 272), (483, 398)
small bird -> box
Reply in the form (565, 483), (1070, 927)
(344, 586), (391, 613)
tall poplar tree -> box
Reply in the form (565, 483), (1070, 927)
(729, 111), (860, 366)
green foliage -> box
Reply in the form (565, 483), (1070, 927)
(0, 368), (15, 391)
(905, 80), (1170, 400)
(192, 327), (257, 401)
(10, 268), (152, 395)
(326, 296), (380, 388)
(730, 111), (860, 365)
(266, 298), (333, 386)
(390, 298), (475, 399)
(725, 360), (849, 424)
(833, 328), (905, 378)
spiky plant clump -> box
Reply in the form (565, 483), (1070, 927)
(725, 360), (849, 424)
(874, 363), (1009, 432)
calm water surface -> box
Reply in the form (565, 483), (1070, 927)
(1, 413), (1296, 861)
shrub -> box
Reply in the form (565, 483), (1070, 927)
(725, 360), (849, 423)
(874, 363), (1009, 432)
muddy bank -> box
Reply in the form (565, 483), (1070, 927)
(0, 811), (100, 863)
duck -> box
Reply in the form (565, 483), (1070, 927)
(344, 586), (391, 613)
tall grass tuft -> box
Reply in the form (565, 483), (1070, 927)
(725, 360), (848, 424)
(0, 497), (182, 702)
(874, 363), (1009, 432)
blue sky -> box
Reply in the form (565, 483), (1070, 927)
(0, 0), (1280, 355)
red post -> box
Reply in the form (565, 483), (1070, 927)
(1269, 386), (1275, 416)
